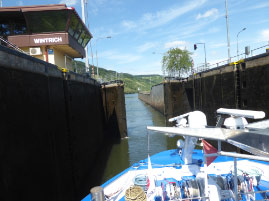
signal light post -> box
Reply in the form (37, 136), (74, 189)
(194, 43), (207, 69)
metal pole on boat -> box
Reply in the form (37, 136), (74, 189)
(203, 155), (209, 201)
(217, 140), (221, 152)
(90, 186), (105, 201)
(234, 158), (238, 201)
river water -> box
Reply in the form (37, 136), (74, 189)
(101, 93), (181, 183)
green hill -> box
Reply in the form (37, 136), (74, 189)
(72, 60), (163, 93)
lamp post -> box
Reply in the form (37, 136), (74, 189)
(194, 43), (207, 69)
(80, 0), (90, 72)
(95, 36), (111, 77)
(237, 27), (246, 60)
(225, 0), (231, 63)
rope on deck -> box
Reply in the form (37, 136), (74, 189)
(125, 186), (146, 201)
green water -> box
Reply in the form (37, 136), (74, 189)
(101, 93), (181, 183)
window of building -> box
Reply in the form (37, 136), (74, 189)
(0, 21), (27, 36)
(24, 10), (69, 33)
(73, 23), (82, 40)
(68, 13), (78, 36)
(0, 23), (10, 36)
(78, 29), (85, 45)
(82, 33), (90, 48)
(13, 22), (27, 34)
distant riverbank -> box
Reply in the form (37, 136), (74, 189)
(73, 61), (163, 93)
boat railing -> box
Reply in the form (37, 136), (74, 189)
(204, 140), (269, 201)
(241, 190), (269, 201)
(170, 190), (269, 200)
(173, 196), (209, 200)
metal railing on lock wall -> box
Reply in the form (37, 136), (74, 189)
(192, 42), (269, 74)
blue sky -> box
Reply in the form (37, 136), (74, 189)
(3, 0), (269, 75)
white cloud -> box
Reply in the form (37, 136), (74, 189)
(248, 2), (269, 10)
(231, 2), (269, 15)
(211, 42), (227, 48)
(164, 41), (188, 49)
(121, 21), (136, 30)
(260, 29), (269, 42)
(88, 0), (105, 15)
(136, 42), (157, 53)
(122, 61), (163, 75)
(88, 0), (122, 15)
(17, 1), (23, 6)
(196, 8), (218, 20)
(210, 41), (238, 49)
(100, 50), (142, 64)
(59, 0), (78, 6)
(121, 0), (207, 32)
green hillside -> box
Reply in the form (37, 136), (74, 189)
(72, 60), (163, 93)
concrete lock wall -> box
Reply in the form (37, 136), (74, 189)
(102, 83), (127, 138)
(0, 45), (126, 201)
(163, 81), (192, 120)
(190, 53), (269, 125)
(187, 63), (237, 125)
(138, 83), (165, 114)
(138, 81), (192, 121)
(241, 54), (269, 117)
(139, 52), (269, 126)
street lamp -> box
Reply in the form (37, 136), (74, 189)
(237, 27), (246, 60)
(225, 0), (231, 63)
(95, 36), (111, 77)
(194, 43), (207, 68)
(80, 0), (90, 72)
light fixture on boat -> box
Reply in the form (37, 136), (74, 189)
(176, 139), (184, 149)
(223, 116), (248, 129)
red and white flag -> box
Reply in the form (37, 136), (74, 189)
(202, 139), (218, 166)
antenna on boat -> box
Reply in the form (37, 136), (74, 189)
(147, 129), (150, 155)
(225, 0), (231, 63)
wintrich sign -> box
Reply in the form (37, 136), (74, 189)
(34, 37), (63, 44)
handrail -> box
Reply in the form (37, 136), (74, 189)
(193, 43), (269, 74)
(0, 36), (27, 54)
(204, 139), (269, 201)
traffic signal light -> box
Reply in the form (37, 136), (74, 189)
(194, 44), (197, 50)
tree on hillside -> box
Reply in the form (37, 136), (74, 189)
(162, 48), (192, 78)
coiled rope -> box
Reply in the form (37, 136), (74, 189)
(125, 186), (146, 201)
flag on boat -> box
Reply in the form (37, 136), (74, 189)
(147, 155), (155, 199)
(202, 139), (218, 166)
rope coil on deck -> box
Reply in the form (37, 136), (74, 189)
(125, 186), (146, 201)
